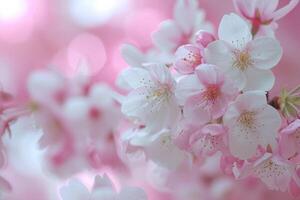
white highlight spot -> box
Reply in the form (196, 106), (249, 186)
(0, 0), (27, 21)
(68, 0), (128, 27)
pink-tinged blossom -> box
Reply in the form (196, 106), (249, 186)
(123, 129), (185, 170)
(195, 30), (216, 49)
(189, 124), (227, 158)
(176, 64), (238, 125)
(223, 91), (281, 160)
(233, 0), (299, 36)
(204, 13), (282, 91)
(152, 0), (213, 53)
(234, 153), (300, 193)
(279, 119), (300, 161)
(174, 44), (202, 74)
(60, 174), (148, 200)
(120, 63), (181, 133)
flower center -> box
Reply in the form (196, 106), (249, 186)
(146, 85), (171, 102)
(183, 51), (202, 68)
(238, 111), (256, 129)
(161, 135), (172, 145)
(203, 85), (220, 102)
(233, 50), (253, 71)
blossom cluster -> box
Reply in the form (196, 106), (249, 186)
(119, 0), (300, 198)
(0, 0), (299, 199)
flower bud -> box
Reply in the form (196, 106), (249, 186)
(195, 30), (216, 49)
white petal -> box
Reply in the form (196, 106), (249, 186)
(244, 68), (275, 91)
(28, 70), (64, 102)
(228, 124), (260, 160)
(233, 0), (256, 18)
(174, 0), (197, 34)
(121, 89), (150, 121)
(117, 68), (152, 90)
(118, 187), (148, 200)
(223, 102), (240, 126)
(121, 44), (146, 68)
(146, 131), (185, 170)
(175, 74), (202, 105)
(233, 91), (267, 111)
(152, 20), (181, 52)
(91, 188), (117, 200)
(93, 174), (114, 190)
(146, 63), (174, 87)
(60, 179), (90, 200)
(225, 67), (247, 91)
(249, 37), (282, 70)
(256, 105), (281, 148)
(89, 84), (114, 106)
(194, 11), (214, 33)
(218, 13), (252, 48)
(204, 40), (234, 70)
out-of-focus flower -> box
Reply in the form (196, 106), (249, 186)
(152, 0), (213, 53)
(204, 13), (282, 91)
(233, 0), (299, 36)
(60, 174), (148, 200)
(27, 69), (122, 177)
(223, 91), (281, 160)
(123, 128), (185, 170)
(176, 64), (238, 125)
(120, 63), (181, 133)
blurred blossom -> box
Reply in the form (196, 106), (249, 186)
(67, 33), (107, 77)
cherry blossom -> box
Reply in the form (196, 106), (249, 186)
(234, 153), (300, 193)
(223, 91), (281, 160)
(174, 44), (202, 74)
(233, 0), (299, 36)
(152, 0), (213, 53)
(279, 119), (300, 161)
(189, 124), (227, 158)
(176, 64), (238, 125)
(204, 13), (282, 91)
(120, 63), (181, 133)
(123, 128), (185, 170)
(60, 174), (148, 200)
(195, 30), (216, 49)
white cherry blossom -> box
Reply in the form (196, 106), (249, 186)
(223, 91), (281, 160)
(204, 13), (282, 91)
(120, 63), (181, 133)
